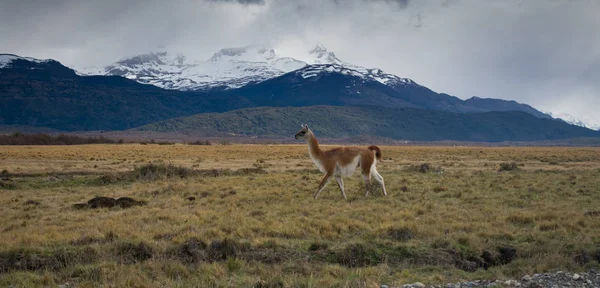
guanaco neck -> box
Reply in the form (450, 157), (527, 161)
(306, 130), (323, 160)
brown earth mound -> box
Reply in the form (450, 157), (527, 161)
(72, 196), (147, 210)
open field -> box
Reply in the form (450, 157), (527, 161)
(1, 144), (600, 287)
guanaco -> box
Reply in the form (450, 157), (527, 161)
(294, 124), (387, 199)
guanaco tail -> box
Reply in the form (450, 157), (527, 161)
(294, 124), (387, 199)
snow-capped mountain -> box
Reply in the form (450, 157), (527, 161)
(547, 112), (600, 131)
(79, 45), (306, 90)
(307, 44), (344, 65)
(297, 64), (416, 87)
(0, 54), (53, 69)
(297, 44), (416, 87)
(79, 44), (416, 91)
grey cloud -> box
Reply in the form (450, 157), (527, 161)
(206, 0), (265, 4)
(332, 0), (410, 8)
(377, 0), (410, 8)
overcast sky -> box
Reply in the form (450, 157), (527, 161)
(1, 0), (599, 126)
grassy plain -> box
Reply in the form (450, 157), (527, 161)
(1, 144), (600, 287)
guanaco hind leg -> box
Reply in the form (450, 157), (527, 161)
(362, 173), (371, 196)
(371, 169), (387, 196)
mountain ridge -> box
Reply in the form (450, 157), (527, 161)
(136, 105), (600, 142)
(69, 45), (556, 120)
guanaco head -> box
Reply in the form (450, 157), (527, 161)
(294, 124), (310, 140)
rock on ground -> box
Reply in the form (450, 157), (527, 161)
(384, 270), (600, 288)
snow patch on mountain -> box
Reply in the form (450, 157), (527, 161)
(307, 44), (344, 65)
(208, 45), (276, 63)
(547, 112), (600, 131)
(299, 64), (363, 78)
(300, 45), (417, 87)
(76, 44), (416, 91)
(0, 54), (52, 69)
(79, 45), (308, 90)
(298, 63), (417, 88)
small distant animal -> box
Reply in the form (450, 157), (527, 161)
(294, 124), (387, 199)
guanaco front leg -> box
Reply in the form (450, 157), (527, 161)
(334, 175), (346, 200)
(314, 173), (332, 199)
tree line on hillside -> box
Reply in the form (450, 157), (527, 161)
(0, 132), (119, 145)
(0, 132), (219, 146)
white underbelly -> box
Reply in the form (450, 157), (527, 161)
(335, 156), (360, 177)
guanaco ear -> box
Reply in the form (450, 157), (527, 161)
(303, 124), (309, 129)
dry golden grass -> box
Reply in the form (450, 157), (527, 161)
(1, 144), (600, 287)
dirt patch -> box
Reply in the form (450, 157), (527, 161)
(72, 196), (147, 210)
(115, 197), (146, 208)
(88, 196), (117, 208)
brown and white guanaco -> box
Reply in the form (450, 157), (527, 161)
(294, 124), (387, 199)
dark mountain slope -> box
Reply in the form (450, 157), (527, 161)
(220, 66), (418, 108)
(136, 106), (599, 142)
(220, 64), (552, 117)
(464, 96), (551, 119)
(0, 54), (253, 131)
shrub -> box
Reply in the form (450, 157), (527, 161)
(132, 163), (196, 181)
(388, 227), (415, 241)
(334, 243), (382, 267)
(406, 163), (443, 173)
(498, 162), (520, 172)
(170, 238), (207, 264)
(308, 242), (329, 251)
(207, 239), (247, 261)
(189, 140), (211, 146)
(0, 133), (116, 145)
(115, 241), (153, 263)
